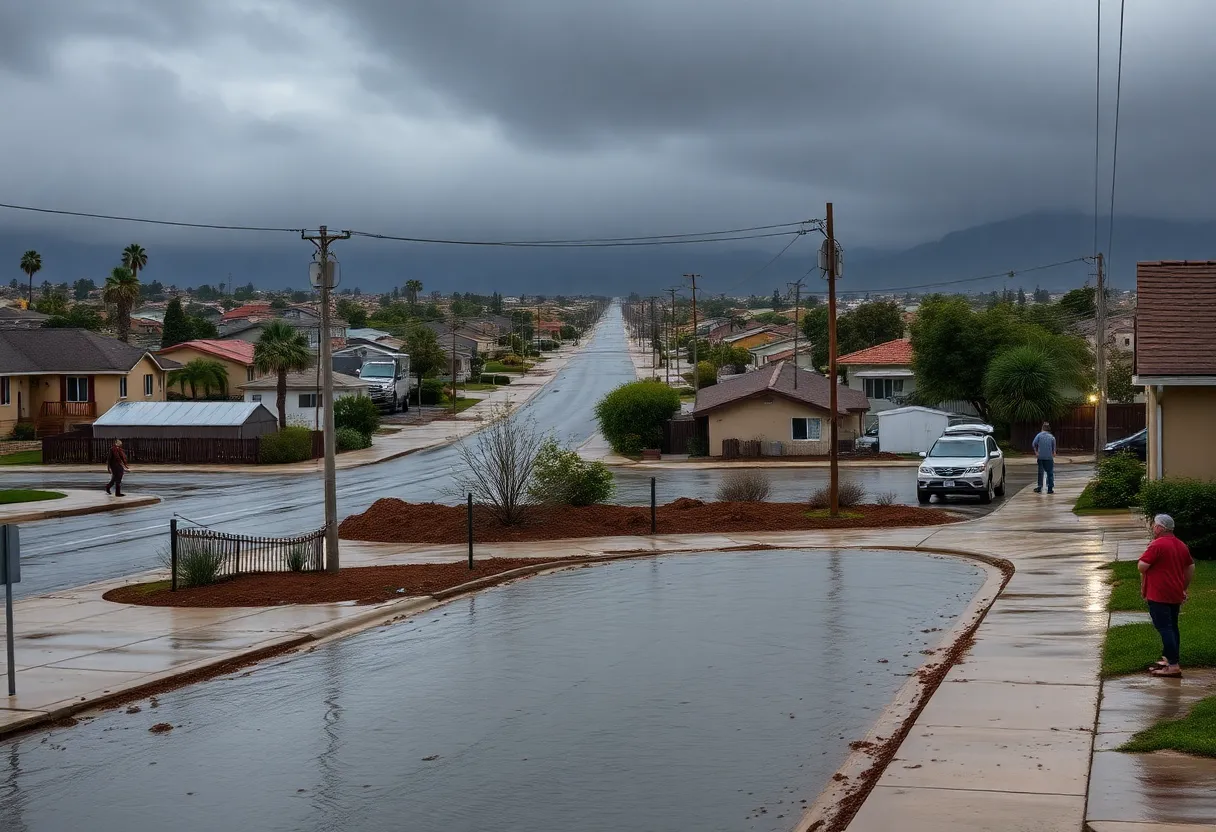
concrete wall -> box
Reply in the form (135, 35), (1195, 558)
(705, 394), (862, 456)
(1150, 385), (1216, 480)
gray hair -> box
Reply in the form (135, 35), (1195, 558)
(1153, 514), (1175, 531)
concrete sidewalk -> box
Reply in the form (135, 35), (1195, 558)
(0, 489), (159, 524)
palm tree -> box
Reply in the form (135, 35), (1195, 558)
(19, 250), (41, 306)
(121, 244), (148, 283)
(102, 266), (141, 343)
(169, 359), (230, 399)
(253, 320), (312, 429)
(405, 279), (423, 306)
(983, 344), (1066, 424)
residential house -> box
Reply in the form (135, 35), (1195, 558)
(424, 321), (482, 357)
(1134, 261), (1216, 480)
(221, 307), (348, 352)
(1076, 313), (1136, 353)
(240, 370), (369, 427)
(721, 326), (779, 352)
(0, 329), (178, 435)
(220, 303), (273, 325)
(748, 338), (815, 370)
(837, 338), (916, 423)
(0, 305), (50, 330)
(158, 339), (265, 393)
(692, 362), (869, 456)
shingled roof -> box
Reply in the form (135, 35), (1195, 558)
(0, 329), (179, 374)
(693, 362), (869, 416)
(1135, 261), (1216, 377)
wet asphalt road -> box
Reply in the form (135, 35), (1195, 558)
(0, 549), (984, 832)
(1, 300), (1089, 599)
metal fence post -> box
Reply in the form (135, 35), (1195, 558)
(650, 477), (657, 534)
(170, 518), (178, 592)
(467, 493), (474, 570)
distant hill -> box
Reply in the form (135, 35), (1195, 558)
(2, 212), (1213, 297)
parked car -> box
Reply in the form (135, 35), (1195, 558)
(917, 423), (1006, 504)
(1104, 428), (1146, 461)
(855, 422), (880, 452)
(356, 355), (412, 413)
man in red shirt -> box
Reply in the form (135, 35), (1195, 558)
(1138, 514), (1196, 678)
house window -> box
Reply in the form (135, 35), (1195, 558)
(251, 394), (262, 403)
(863, 378), (904, 399)
(119, 376), (127, 399)
(0, 377), (9, 406)
(66, 376), (89, 402)
(299, 393), (319, 408)
(792, 417), (822, 441)
(247, 366), (255, 382)
(143, 374), (153, 397)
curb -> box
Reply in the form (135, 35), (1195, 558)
(0, 494), (160, 524)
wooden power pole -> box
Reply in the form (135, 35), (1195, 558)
(825, 204), (840, 517)
(1095, 252), (1108, 460)
(684, 274), (700, 392)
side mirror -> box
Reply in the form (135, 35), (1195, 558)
(989, 450), (1000, 458)
(918, 451), (927, 458)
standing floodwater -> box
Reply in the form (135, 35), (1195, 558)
(0, 549), (983, 832)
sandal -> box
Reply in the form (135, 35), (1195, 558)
(1150, 667), (1183, 678)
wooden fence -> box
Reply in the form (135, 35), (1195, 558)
(1010, 403), (1145, 453)
(42, 431), (325, 465)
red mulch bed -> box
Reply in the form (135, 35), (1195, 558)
(338, 498), (958, 544)
(102, 558), (579, 608)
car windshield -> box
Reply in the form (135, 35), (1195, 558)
(929, 439), (987, 458)
(361, 363), (394, 378)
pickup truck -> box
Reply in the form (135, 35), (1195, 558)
(357, 355), (412, 413)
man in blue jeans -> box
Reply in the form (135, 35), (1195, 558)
(1032, 421), (1055, 493)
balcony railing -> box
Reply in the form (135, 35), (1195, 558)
(39, 401), (97, 418)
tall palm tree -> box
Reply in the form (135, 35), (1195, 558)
(405, 279), (423, 306)
(121, 244), (148, 284)
(253, 320), (312, 429)
(19, 250), (41, 306)
(102, 266), (141, 343)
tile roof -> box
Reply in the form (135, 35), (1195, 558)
(693, 361), (869, 416)
(837, 338), (913, 366)
(0, 328), (175, 374)
(161, 339), (257, 366)
(240, 369), (367, 391)
(1135, 261), (1216, 376)
(220, 303), (273, 322)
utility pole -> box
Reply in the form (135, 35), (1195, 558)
(825, 204), (840, 518)
(536, 302), (542, 357)
(787, 277), (806, 389)
(450, 308), (459, 416)
(684, 274), (701, 392)
(1095, 252), (1108, 460)
(667, 286), (680, 386)
(302, 225), (351, 572)
(648, 296), (659, 375)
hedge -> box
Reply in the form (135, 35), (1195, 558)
(259, 426), (315, 464)
(336, 426), (372, 452)
(1140, 478), (1216, 560)
(1092, 452), (1145, 508)
(594, 380), (680, 456)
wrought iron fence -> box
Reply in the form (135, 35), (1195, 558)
(170, 521), (326, 589)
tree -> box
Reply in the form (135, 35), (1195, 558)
(841, 300), (905, 351)
(102, 266), (141, 343)
(1017, 287), (1027, 307)
(270, 297), (289, 310)
(121, 244), (148, 285)
(73, 278), (95, 300)
(34, 291), (68, 315)
(1033, 285), (1052, 304)
(253, 320), (312, 428)
(404, 322), (448, 404)
(333, 394), (381, 438)
(1106, 347), (1136, 403)
(19, 250), (41, 305)
(161, 297), (194, 349)
(405, 279), (423, 305)
(983, 345), (1067, 424)
(190, 315), (219, 339)
(452, 403), (545, 524)
(336, 298), (367, 328)
(1058, 286), (1096, 319)
(770, 289), (786, 310)
(43, 304), (103, 330)
(168, 358), (229, 399)
(594, 380), (681, 456)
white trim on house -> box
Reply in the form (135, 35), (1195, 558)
(1134, 375), (1216, 386)
(851, 369), (915, 378)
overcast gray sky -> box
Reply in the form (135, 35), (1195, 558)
(1, 0), (1212, 249)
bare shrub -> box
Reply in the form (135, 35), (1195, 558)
(451, 403), (544, 524)
(715, 469), (772, 502)
(874, 491), (898, 506)
(808, 480), (866, 509)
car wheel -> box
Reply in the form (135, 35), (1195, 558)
(994, 470), (1006, 496)
(917, 491), (931, 505)
(980, 476), (993, 504)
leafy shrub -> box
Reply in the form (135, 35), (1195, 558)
(419, 378), (446, 405)
(874, 491), (898, 506)
(11, 423), (36, 441)
(1092, 452), (1145, 508)
(1140, 478), (1216, 560)
(285, 544), (311, 572)
(259, 426), (316, 464)
(594, 380), (681, 456)
(686, 435), (708, 457)
(500, 354), (527, 367)
(334, 394), (381, 436)
(682, 360), (718, 389)
(479, 374), (512, 385)
(527, 438), (615, 506)
(715, 470), (771, 502)
(336, 426), (371, 452)
(808, 480), (866, 509)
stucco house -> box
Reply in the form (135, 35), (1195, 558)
(837, 338), (916, 423)
(0, 329), (177, 436)
(159, 339), (265, 391)
(240, 370), (369, 427)
(1134, 261), (1216, 480)
(692, 362), (869, 456)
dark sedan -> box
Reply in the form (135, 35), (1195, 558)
(1104, 428), (1146, 461)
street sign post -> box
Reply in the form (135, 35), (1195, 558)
(2, 524), (19, 696)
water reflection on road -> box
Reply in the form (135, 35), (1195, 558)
(0, 549), (984, 832)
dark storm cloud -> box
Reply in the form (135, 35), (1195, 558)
(2, 0), (1215, 248)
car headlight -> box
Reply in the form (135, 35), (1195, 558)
(918, 467), (932, 475)
(964, 465), (984, 474)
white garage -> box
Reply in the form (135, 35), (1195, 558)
(875, 406), (950, 454)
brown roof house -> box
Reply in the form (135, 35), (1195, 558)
(692, 362), (869, 457)
(1135, 261), (1216, 480)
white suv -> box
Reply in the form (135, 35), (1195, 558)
(916, 424), (1006, 504)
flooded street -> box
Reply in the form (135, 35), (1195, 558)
(0, 549), (983, 831)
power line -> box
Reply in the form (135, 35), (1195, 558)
(1093, 0), (1102, 257)
(0, 201), (303, 233)
(1106, 0), (1128, 267)
(719, 227), (811, 296)
(840, 257), (1093, 294)
(348, 228), (805, 248)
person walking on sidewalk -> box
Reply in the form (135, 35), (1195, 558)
(1140, 514), (1195, 678)
(104, 439), (129, 497)
(1032, 421), (1056, 493)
